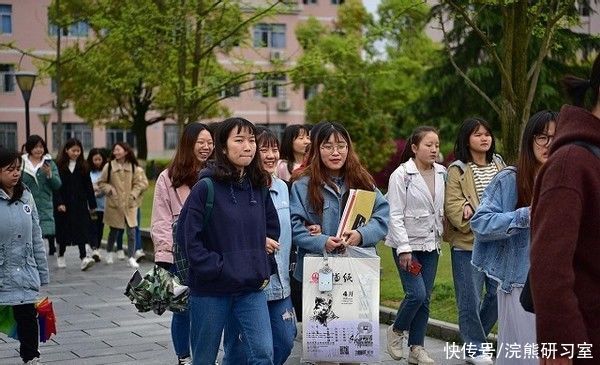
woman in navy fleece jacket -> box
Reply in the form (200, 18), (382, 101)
(177, 117), (280, 365)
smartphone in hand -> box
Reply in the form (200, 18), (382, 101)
(407, 259), (422, 276)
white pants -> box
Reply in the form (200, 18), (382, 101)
(496, 286), (538, 365)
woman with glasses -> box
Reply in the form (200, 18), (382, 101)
(443, 118), (505, 365)
(385, 126), (446, 364)
(471, 111), (557, 365)
(289, 121), (389, 313)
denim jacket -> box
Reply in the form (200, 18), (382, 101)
(0, 187), (50, 305)
(470, 167), (531, 293)
(263, 177), (292, 301)
(290, 176), (389, 282)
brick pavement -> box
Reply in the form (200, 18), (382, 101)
(0, 249), (464, 364)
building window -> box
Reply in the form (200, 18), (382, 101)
(0, 4), (11, 34)
(256, 123), (286, 141)
(0, 122), (17, 150)
(220, 84), (241, 98)
(303, 0), (317, 3)
(304, 85), (318, 100)
(49, 20), (89, 37)
(0, 64), (14, 93)
(51, 77), (57, 93)
(106, 128), (136, 149)
(163, 124), (179, 150)
(253, 24), (286, 49)
(578, 0), (591, 16)
(331, 0), (345, 4)
(52, 123), (93, 151)
(255, 73), (286, 98)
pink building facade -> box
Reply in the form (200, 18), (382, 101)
(0, 0), (340, 158)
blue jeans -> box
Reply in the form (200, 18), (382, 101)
(189, 292), (274, 365)
(392, 249), (439, 346)
(172, 309), (190, 358)
(223, 296), (296, 365)
(451, 248), (498, 351)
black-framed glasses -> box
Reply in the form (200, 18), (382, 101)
(534, 134), (554, 147)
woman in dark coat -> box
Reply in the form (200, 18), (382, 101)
(54, 138), (97, 271)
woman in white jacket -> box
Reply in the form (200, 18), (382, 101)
(385, 126), (446, 365)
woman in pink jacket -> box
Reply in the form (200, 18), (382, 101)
(150, 122), (214, 365)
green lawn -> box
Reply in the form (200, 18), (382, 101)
(136, 180), (462, 324)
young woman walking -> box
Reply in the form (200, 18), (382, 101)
(0, 148), (49, 364)
(151, 122), (214, 365)
(54, 138), (97, 271)
(87, 148), (108, 262)
(385, 126), (446, 365)
(21, 135), (61, 258)
(176, 117), (280, 364)
(444, 118), (505, 365)
(223, 127), (297, 365)
(97, 142), (148, 268)
(471, 111), (557, 365)
(276, 124), (311, 181)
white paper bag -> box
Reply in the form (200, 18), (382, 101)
(302, 254), (380, 363)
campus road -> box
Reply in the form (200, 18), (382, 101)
(0, 249), (465, 364)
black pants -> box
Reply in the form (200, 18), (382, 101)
(13, 303), (39, 362)
(290, 276), (303, 322)
(89, 211), (104, 250)
(44, 235), (56, 256)
(59, 241), (87, 260)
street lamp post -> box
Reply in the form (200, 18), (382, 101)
(38, 112), (51, 144)
(14, 72), (38, 140)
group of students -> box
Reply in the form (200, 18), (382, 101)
(19, 136), (149, 272)
(2, 57), (600, 365)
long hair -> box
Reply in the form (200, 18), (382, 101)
(561, 53), (600, 108)
(454, 118), (496, 163)
(280, 124), (310, 174)
(301, 122), (375, 216)
(400, 126), (439, 164)
(212, 117), (269, 187)
(87, 148), (108, 172)
(290, 121), (329, 182)
(111, 142), (138, 166)
(57, 138), (88, 175)
(0, 148), (24, 203)
(516, 110), (558, 208)
(168, 122), (212, 188)
(24, 135), (48, 155)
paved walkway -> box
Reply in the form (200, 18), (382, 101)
(0, 249), (464, 364)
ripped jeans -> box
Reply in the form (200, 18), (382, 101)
(222, 296), (297, 365)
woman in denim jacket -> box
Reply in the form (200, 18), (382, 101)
(385, 126), (446, 364)
(289, 122), (389, 285)
(471, 111), (557, 365)
(0, 148), (50, 364)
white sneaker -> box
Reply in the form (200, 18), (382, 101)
(134, 249), (146, 261)
(57, 256), (66, 268)
(128, 257), (140, 269)
(408, 346), (435, 364)
(24, 357), (41, 364)
(386, 325), (406, 360)
(178, 356), (192, 365)
(117, 250), (126, 260)
(92, 249), (101, 262)
(80, 257), (95, 271)
(106, 252), (114, 264)
(466, 354), (494, 365)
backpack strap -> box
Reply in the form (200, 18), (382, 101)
(570, 141), (600, 159)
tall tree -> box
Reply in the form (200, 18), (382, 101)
(291, 0), (436, 172)
(432, 0), (597, 162)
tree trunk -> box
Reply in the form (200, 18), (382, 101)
(176, 0), (187, 134)
(132, 113), (148, 160)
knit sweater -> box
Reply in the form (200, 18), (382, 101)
(530, 105), (600, 363)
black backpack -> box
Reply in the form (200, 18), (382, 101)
(520, 140), (600, 313)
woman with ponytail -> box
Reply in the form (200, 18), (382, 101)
(529, 54), (600, 364)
